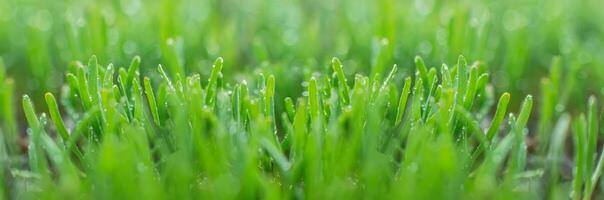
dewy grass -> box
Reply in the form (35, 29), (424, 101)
(1, 1), (604, 199)
(0, 54), (600, 199)
(0, 54), (585, 199)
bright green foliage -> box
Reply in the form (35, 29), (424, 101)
(0, 55), (592, 199)
(0, 0), (603, 199)
(569, 97), (604, 200)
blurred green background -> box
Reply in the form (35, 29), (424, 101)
(0, 0), (603, 110)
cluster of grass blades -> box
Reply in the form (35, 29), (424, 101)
(0, 55), (603, 199)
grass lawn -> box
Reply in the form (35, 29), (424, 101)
(1, 0), (604, 199)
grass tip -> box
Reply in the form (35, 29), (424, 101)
(457, 55), (467, 68)
(215, 57), (224, 65)
(88, 55), (98, 66)
(502, 92), (510, 98)
(458, 55), (466, 61)
(332, 57), (341, 64)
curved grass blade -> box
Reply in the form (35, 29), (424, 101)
(508, 95), (533, 177)
(45, 93), (69, 142)
(126, 56), (142, 92)
(486, 93), (511, 141)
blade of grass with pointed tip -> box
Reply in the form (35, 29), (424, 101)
(381, 64), (397, 92)
(22, 95), (50, 180)
(395, 77), (412, 126)
(463, 66), (478, 109)
(508, 95), (533, 177)
(205, 57), (223, 106)
(126, 56), (141, 93)
(486, 93), (511, 141)
(441, 64), (452, 89)
(158, 64), (175, 92)
(144, 77), (160, 126)
(76, 65), (92, 110)
(332, 57), (350, 106)
(87, 55), (100, 106)
(415, 56), (429, 90)
(456, 55), (468, 103)
(45, 93), (69, 142)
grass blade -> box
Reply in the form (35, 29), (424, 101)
(332, 57), (351, 106)
(572, 114), (587, 200)
(205, 57), (223, 106)
(144, 77), (161, 126)
(415, 56), (429, 90)
(395, 77), (412, 126)
(508, 95), (533, 176)
(583, 96), (598, 200)
(308, 78), (320, 121)
(45, 93), (69, 142)
(486, 93), (511, 141)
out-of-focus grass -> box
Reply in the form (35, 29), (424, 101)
(0, 0), (603, 108)
(1, 0), (604, 199)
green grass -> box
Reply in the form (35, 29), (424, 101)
(0, 54), (596, 199)
(1, 0), (604, 199)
